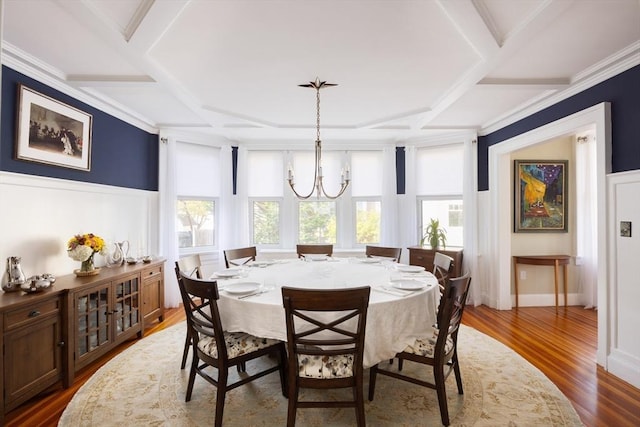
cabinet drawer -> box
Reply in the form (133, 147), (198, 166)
(142, 265), (163, 281)
(4, 298), (60, 331)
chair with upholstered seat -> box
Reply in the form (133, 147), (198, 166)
(178, 271), (287, 427)
(175, 254), (203, 369)
(368, 273), (472, 426)
(282, 286), (370, 427)
(365, 245), (402, 262)
(223, 246), (257, 268)
(296, 244), (333, 259)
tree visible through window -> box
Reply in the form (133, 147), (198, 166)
(299, 201), (336, 244)
(177, 199), (214, 248)
(253, 201), (280, 244)
(355, 200), (381, 244)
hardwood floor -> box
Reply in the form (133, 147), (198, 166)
(463, 305), (640, 427)
(5, 305), (639, 426)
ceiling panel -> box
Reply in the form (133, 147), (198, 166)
(2, 0), (638, 143)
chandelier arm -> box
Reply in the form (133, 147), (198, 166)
(289, 77), (350, 200)
(318, 179), (350, 200)
(287, 140), (321, 200)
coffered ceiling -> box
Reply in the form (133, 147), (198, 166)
(2, 0), (639, 146)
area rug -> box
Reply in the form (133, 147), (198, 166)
(58, 323), (583, 426)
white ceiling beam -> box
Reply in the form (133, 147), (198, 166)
(417, 0), (576, 130)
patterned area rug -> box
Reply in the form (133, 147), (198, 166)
(59, 322), (583, 426)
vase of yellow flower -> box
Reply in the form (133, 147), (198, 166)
(67, 233), (107, 276)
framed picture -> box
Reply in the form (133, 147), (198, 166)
(15, 84), (92, 171)
(514, 160), (568, 233)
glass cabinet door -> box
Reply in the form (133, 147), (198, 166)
(113, 275), (140, 336)
(76, 286), (111, 358)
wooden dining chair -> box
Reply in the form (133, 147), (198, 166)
(296, 244), (333, 259)
(433, 252), (455, 300)
(282, 286), (371, 427)
(175, 254), (203, 369)
(368, 273), (472, 426)
(365, 245), (402, 262)
(177, 271), (287, 427)
(223, 246), (257, 268)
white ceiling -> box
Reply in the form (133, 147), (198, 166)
(2, 0), (639, 147)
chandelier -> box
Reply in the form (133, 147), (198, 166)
(287, 78), (350, 199)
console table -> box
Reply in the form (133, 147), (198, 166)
(512, 255), (570, 309)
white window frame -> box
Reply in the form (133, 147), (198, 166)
(177, 195), (219, 255)
(417, 195), (464, 248)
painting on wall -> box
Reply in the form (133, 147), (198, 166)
(15, 84), (92, 171)
(514, 160), (568, 233)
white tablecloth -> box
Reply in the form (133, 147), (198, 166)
(214, 258), (438, 368)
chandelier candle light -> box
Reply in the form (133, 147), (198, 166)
(287, 78), (350, 199)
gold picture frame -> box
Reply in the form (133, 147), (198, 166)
(514, 160), (568, 233)
(15, 84), (92, 171)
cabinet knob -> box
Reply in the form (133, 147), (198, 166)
(28, 310), (41, 318)
(58, 341), (65, 347)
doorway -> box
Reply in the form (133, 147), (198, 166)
(487, 102), (611, 368)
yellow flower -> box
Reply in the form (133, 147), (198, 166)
(67, 233), (107, 260)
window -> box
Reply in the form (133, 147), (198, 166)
(298, 201), (336, 244)
(175, 142), (220, 251)
(251, 200), (280, 245)
(416, 144), (464, 247)
(246, 148), (386, 249)
(355, 200), (381, 244)
(351, 151), (383, 246)
(177, 199), (215, 248)
(419, 199), (463, 247)
(248, 151), (283, 247)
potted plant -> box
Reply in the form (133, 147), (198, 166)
(420, 218), (447, 249)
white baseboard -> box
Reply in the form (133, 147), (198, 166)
(608, 348), (640, 389)
(512, 293), (582, 307)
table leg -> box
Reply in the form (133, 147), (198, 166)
(513, 258), (519, 309)
(563, 263), (568, 307)
(553, 260), (560, 311)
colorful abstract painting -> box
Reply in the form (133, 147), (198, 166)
(514, 160), (568, 232)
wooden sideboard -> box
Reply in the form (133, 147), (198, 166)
(0, 259), (165, 420)
(408, 246), (464, 278)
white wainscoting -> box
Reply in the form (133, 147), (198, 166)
(607, 170), (640, 388)
(0, 171), (158, 279)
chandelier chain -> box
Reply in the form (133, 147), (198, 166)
(287, 77), (350, 200)
(316, 86), (321, 142)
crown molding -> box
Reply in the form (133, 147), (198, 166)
(480, 41), (640, 136)
(2, 43), (159, 134)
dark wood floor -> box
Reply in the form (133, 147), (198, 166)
(5, 305), (640, 426)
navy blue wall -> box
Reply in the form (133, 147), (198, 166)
(1, 66), (159, 191)
(478, 64), (640, 191)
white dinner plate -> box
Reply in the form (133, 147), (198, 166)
(225, 282), (260, 295)
(213, 268), (243, 278)
(395, 264), (425, 273)
(390, 279), (426, 291)
(250, 260), (274, 267)
(360, 258), (380, 264)
(305, 254), (328, 261)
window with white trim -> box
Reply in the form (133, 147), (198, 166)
(176, 142), (220, 251)
(351, 151), (383, 246)
(416, 144), (464, 247)
(248, 151), (283, 247)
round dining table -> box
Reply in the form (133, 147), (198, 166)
(213, 257), (438, 368)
